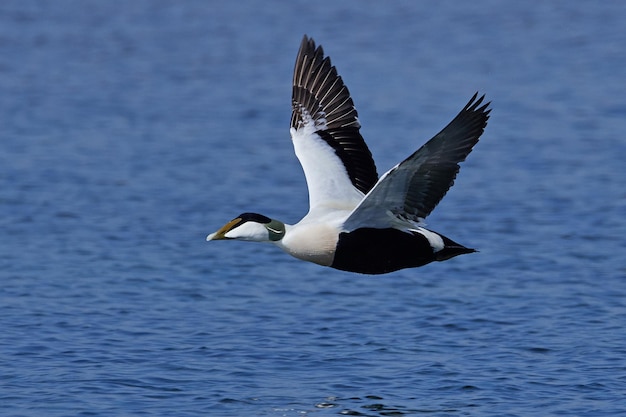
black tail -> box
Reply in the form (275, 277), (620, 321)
(435, 234), (476, 262)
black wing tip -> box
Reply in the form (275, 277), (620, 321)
(465, 92), (492, 119)
(299, 34), (323, 62)
(302, 34), (318, 48)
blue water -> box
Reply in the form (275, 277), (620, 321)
(1, 1), (625, 416)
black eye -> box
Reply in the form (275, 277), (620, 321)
(237, 212), (271, 224)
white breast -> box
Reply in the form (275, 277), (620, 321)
(276, 222), (340, 266)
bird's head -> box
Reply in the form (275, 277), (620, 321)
(206, 213), (285, 242)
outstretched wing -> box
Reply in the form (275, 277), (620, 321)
(344, 93), (491, 231)
(290, 35), (378, 212)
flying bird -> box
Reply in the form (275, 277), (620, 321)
(207, 35), (491, 274)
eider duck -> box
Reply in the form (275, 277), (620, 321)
(207, 35), (491, 274)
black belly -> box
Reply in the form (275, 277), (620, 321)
(330, 228), (474, 274)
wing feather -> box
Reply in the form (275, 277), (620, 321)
(290, 35), (378, 203)
(344, 93), (491, 231)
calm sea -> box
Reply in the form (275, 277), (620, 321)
(1, 1), (625, 416)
